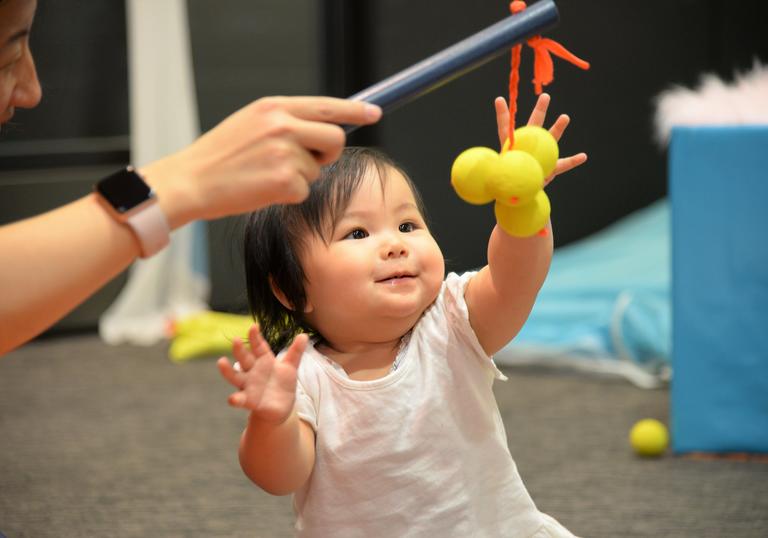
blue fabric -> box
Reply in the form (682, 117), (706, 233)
(670, 126), (768, 453)
(496, 199), (671, 387)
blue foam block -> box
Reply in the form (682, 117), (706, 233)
(669, 126), (768, 453)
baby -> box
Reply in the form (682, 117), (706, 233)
(218, 94), (587, 537)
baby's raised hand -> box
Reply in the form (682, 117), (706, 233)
(494, 93), (587, 185)
(217, 324), (308, 425)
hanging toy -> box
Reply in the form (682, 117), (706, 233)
(451, 1), (590, 237)
(452, 125), (557, 237)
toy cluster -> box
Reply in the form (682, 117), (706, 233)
(451, 125), (558, 237)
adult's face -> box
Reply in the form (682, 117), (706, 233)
(0, 0), (42, 131)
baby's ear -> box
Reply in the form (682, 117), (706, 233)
(269, 276), (314, 314)
(269, 276), (293, 310)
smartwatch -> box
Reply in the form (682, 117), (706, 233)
(95, 166), (170, 258)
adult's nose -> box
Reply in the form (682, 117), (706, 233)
(12, 47), (42, 110)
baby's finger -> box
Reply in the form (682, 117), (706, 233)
(548, 114), (570, 142)
(227, 391), (248, 408)
(527, 93), (551, 127)
(494, 96), (509, 148)
(232, 337), (254, 372)
(248, 324), (272, 359)
(555, 152), (588, 176)
(217, 357), (246, 389)
(281, 333), (309, 370)
(544, 153), (588, 186)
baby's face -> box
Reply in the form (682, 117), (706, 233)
(300, 166), (445, 346)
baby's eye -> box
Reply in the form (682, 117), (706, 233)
(399, 222), (415, 233)
(344, 228), (368, 240)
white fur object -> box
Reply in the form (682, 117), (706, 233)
(654, 62), (768, 146)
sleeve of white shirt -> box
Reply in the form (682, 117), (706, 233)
(295, 378), (318, 432)
(441, 271), (508, 381)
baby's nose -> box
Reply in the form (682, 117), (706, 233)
(383, 236), (408, 259)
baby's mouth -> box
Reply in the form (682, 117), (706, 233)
(376, 272), (416, 283)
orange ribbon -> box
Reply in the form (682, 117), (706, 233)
(507, 1), (590, 145)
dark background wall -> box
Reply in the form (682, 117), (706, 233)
(342, 0), (767, 267)
(1, 0), (766, 330)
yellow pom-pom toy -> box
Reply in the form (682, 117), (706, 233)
(451, 126), (558, 237)
(504, 126), (559, 178)
(629, 418), (669, 457)
(449, 0), (589, 237)
(487, 150), (545, 207)
(495, 190), (551, 238)
(450, 147), (498, 205)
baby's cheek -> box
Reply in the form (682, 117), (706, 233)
(424, 247), (446, 295)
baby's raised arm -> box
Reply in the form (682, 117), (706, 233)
(217, 325), (315, 495)
(464, 93), (587, 356)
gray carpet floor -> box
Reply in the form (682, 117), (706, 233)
(1, 334), (767, 538)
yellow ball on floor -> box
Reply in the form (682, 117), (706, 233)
(629, 418), (669, 457)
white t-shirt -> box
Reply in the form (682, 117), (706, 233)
(292, 271), (576, 538)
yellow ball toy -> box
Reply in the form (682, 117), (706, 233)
(504, 125), (559, 178)
(494, 190), (550, 238)
(486, 150), (544, 207)
(450, 126), (558, 238)
(450, 147), (498, 205)
(629, 418), (669, 457)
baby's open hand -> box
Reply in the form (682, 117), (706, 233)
(217, 324), (308, 425)
(495, 93), (587, 186)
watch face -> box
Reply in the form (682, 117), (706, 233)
(96, 168), (153, 214)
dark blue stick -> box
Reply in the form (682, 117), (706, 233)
(346, 0), (559, 133)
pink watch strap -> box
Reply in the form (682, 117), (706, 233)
(126, 200), (170, 258)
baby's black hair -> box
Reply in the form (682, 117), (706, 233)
(243, 146), (428, 351)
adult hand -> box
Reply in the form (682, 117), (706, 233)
(217, 324), (308, 425)
(143, 96), (382, 228)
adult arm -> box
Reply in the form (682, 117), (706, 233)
(0, 96), (381, 355)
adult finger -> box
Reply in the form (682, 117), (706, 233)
(284, 138), (323, 183)
(281, 333), (308, 370)
(265, 96), (382, 126)
(527, 93), (551, 127)
(289, 118), (348, 166)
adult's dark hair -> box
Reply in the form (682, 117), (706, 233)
(243, 146), (428, 351)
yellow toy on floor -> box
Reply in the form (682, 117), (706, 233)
(629, 418), (670, 457)
(167, 310), (253, 362)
